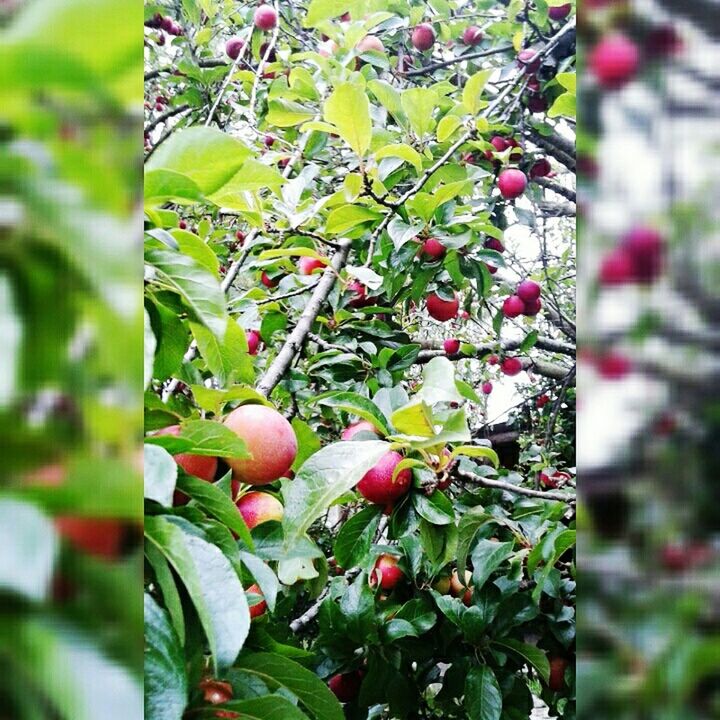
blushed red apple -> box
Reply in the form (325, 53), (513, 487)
(463, 26), (483, 46)
(444, 338), (460, 355)
(298, 256), (327, 275)
(254, 4), (277, 31)
(411, 23), (436, 51)
(426, 291), (459, 321)
(357, 451), (412, 505)
(371, 553), (404, 590)
(501, 357), (523, 376)
(421, 237), (446, 259)
(498, 169), (527, 199)
(589, 34), (640, 89)
(341, 420), (379, 440)
(236, 491), (283, 530)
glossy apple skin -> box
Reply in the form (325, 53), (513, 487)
(426, 292), (459, 321)
(298, 256), (327, 275)
(341, 420), (379, 440)
(503, 295), (526, 318)
(501, 357), (523, 376)
(529, 158), (552, 179)
(357, 451), (412, 505)
(55, 518), (125, 559)
(261, 271), (278, 288)
(236, 491), (284, 530)
(200, 679), (233, 705)
(421, 237), (446, 259)
(498, 169), (528, 199)
(443, 338), (461, 355)
(225, 38), (245, 60)
(549, 4), (571, 21)
(548, 657), (568, 691)
(599, 248), (634, 285)
(482, 381), (493, 395)
(463, 26), (483, 46)
(247, 583), (267, 618)
(450, 569), (473, 605)
(328, 671), (363, 703)
(411, 23), (436, 51)
(253, 5), (277, 31)
(371, 553), (404, 590)
(246, 329), (261, 356)
(224, 404), (298, 485)
(356, 35), (385, 54)
(155, 424), (218, 482)
(517, 279), (541, 303)
(517, 48), (541, 73)
(589, 34), (640, 89)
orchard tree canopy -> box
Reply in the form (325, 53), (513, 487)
(143, 1), (577, 719)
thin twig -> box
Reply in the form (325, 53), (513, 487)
(457, 468), (575, 503)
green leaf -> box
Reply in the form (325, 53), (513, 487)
(144, 308), (157, 389)
(548, 92), (576, 119)
(464, 665), (502, 720)
(267, 99), (316, 127)
(391, 398), (435, 437)
(492, 639), (550, 684)
(325, 204), (382, 235)
(208, 159), (287, 203)
(175, 474), (254, 550)
(0, 499), (57, 601)
(463, 69), (492, 115)
(304, 0), (352, 27)
(144, 444), (177, 507)
(190, 320), (254, 388)
(314, 392), (391, 435)
(457, 507), (492, 584)
(234, 653), (344, 720)
(368, 79), (406, 128)
(146, 126), (252, 194)
(146, 419), (250, 459)
(412, 490), (455, 526)
(375, 143), (423, 173)
(324, 83), (372, 157)
(450, 445), (499, 467)
(144, 593), (188, 720)
(145, 516), (250, 673)
(144, 169), (204, 206)
(238, 551), (279, 612)
(279, 441), (389, 584)
(333, 506), (382, 569)
(437, 115), (463, 142)
(556, 72), (576, 93)
(145, 542), (185, 646)
(215, 695), (310, 720)
(386, 216), (424, 250)
(417, 357), (464, 405)
(145, 248), (228, 341)
(401, 88), (438, 138)
(471, 540), (514, 591)
(519, 330), (539, 352)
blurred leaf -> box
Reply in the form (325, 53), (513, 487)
(314, 392), (391, 435)
(144, 444), (178, 507)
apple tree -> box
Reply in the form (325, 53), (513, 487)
(144, 1), (577, 719)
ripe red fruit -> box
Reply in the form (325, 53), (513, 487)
(482, 381), (493, 395)
(529, 158), (552, 179)
(347, 280), (369, 308)
(224, 404), (298, 485)
(298, 256), (327, 275)
(503, 295), (526, 318)
(523, 297), (540, 318)
(498, 169), (528, 199)
(55, 518), (124, 559)
(548, 3), (572, 20)
(459, 309), (470, 320)
(548, 657), (568, 691)
(235, 229), (245, 242)
(517, 279), (541, 303)
(536, 394), (551, 409)
(263, 134), (275, 147)
(501, 357), (523, 376)
(356, 35), (385, 54)
(527, 94), (548, 113)
(490, 135), (510, 153)
(597, 352), (631, 380)
(341, 420), (379, 440)
(462, 26), (483, 46)
(488, 354), (499, 365)
(246, 329), (261, 356)
(225, 37), (245, 60)
(450, 569), (473, 606)
(278, 157), (290, 169)
(411, 23), (436, 51)
(484, 237), (505, 253)
(328, 672), (363, 703)
(620, 226), (664, 283)
(247, 583), (267, 618)
(155, 425), (218, 482)
(443, 338), (461, 355)
(236, 491), (283, 530)
(254, 4), (277, 31)
(426, 292), (459, 321)
(517, 48), (541, 73)
(589, 34), (640, 89)
(200, 679), (233, 706)
(599, 247), (634, 285)
(371, 554), (404, 590)
(261, 271), (278, 288)
(421, 237), (446, 259)
(178, 220), (188, 230)
(357, 450), (412, 505)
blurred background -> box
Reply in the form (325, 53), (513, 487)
(578, 0), (720, 718)
(0, 0), (143, 718)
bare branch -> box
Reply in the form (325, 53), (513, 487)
(456, 468), (575, 503)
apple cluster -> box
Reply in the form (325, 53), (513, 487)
(502, 279), (543, 318)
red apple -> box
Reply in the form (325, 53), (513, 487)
(463, 26), (483, 46)
(503, 295), (526, 318)
(328, 672), (363, 703)
(498, 169), (528, 199)
(482, 381), (493, 395)
(357, 451), (412, 505)
(261, 271), (279, 288)
(443, 338), (461, 355)
(589, 34), (640, 89)
(490, 135), (510, 153)
(178, 220), (187, 229)
(536, 394), (551, 409)
(620, 226), (664, 283)
(527, 94), (548, 113)
(517, 48), (541, 73)
(597, 352), (631, 380)
(246, 583), (267, 618)
(484, 237), (505, 253)
(225, 37), (245, 60)
(517, 279), (541, 303)
(501, 357), (523, 376)
(548, 3), (572, 20)
(529, 158), (552, 179)
(347, 280), (370, 308)
(341, 420), (379, 440)
(246, 329), (261, 356)
(426, 291), (459, 321)
(548, 657), (568, 691)
(200, 679), (233, 706)
(371, 553), (404, 590)
(298, 256), (327, 275)
(421, 237), (446, 259)
(599, 248), (634, 285)
(411, 23), (436, 52)
(55, 518), (124, 559)
(224, 404), (298, 485)
(524, 295), (542, 315)
(263, 134), (275, 147)
(235, 229), (245, 242)
(254, 4), (277, 31)
(236, 491), (284, 530)
(155, 425), (218, 482)
(450, 569), (473, 606)
(488, 354), (499, 365)
(356, 35), (385, 54)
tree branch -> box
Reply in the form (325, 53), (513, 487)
(256, 239), (352, 397)
(456, 468), (575, 503)
(534, 177), (576, 203)
(403, 44), (514, 77)
(145, 103), (191, 135)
